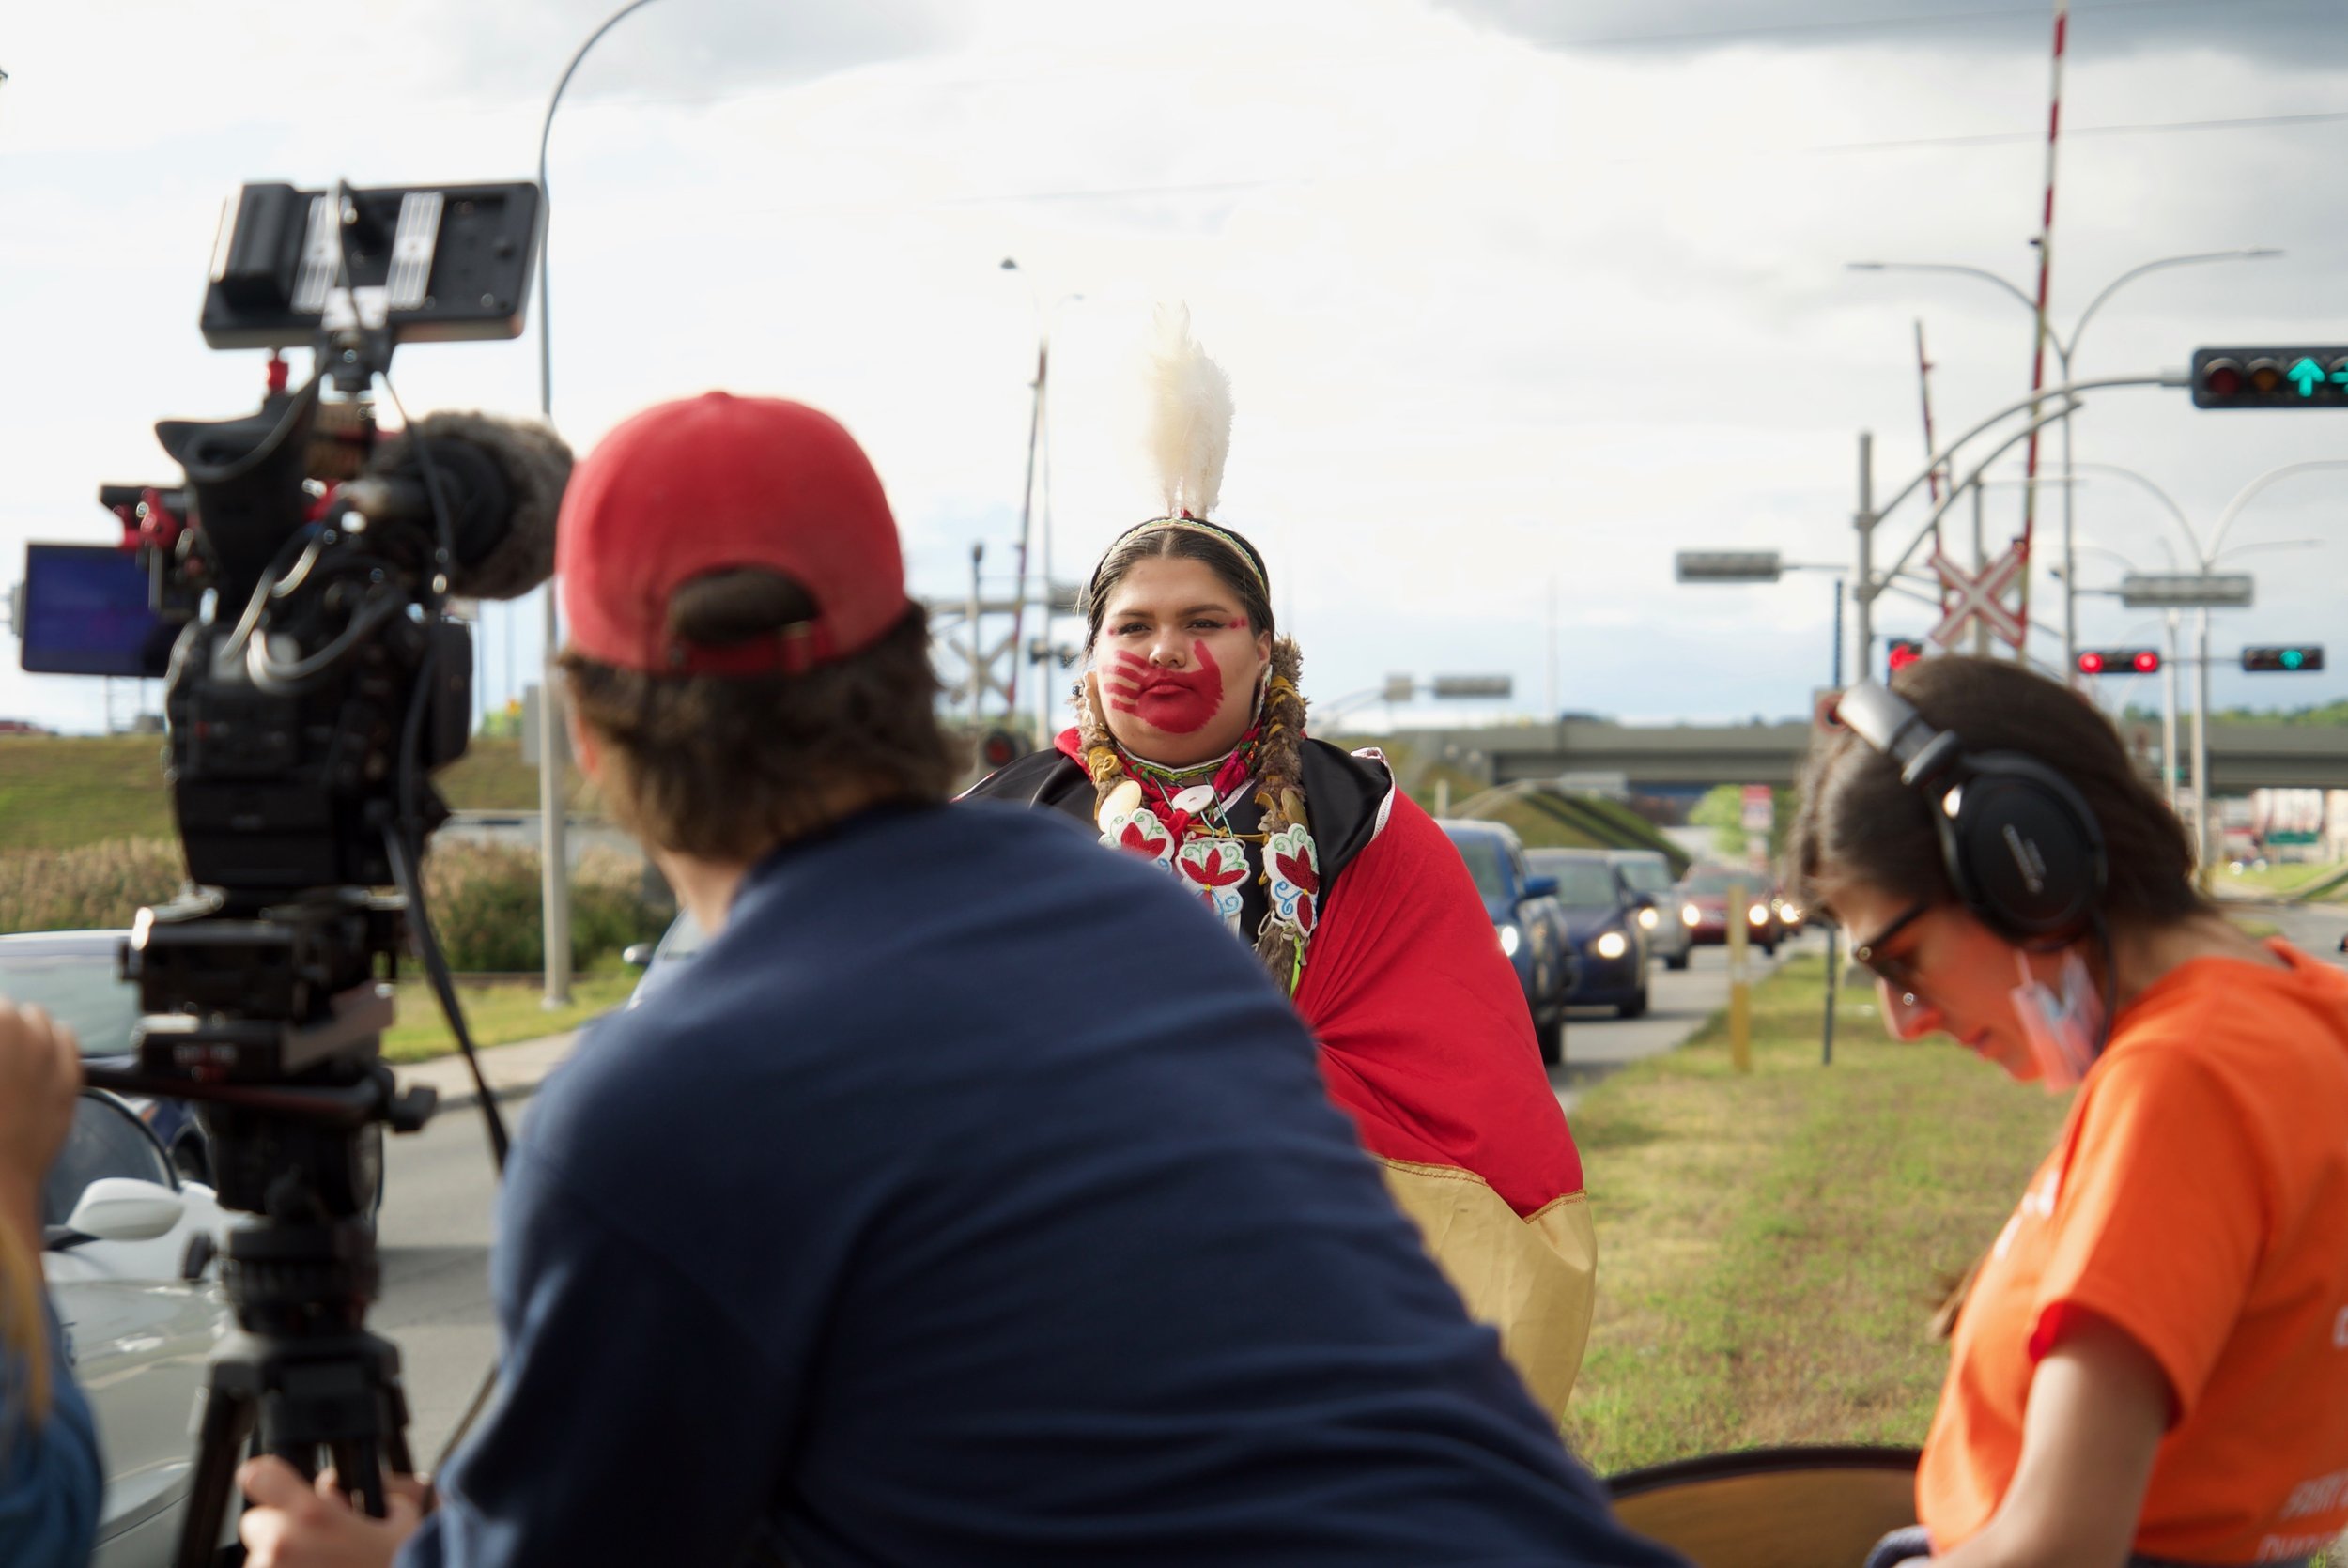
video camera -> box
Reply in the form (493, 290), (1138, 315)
(21, 177), (567, 1563)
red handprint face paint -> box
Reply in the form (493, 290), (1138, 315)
(1091, 555), (1271, 764)
(1104, 643), (1224, 734)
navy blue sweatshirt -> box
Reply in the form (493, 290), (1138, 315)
(402, 803), (1678, 1567)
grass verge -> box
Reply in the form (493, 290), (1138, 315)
(2217, 860), (2345, 898)
(381, 968), (635, 1065)
(0, 736), (590, 853)
(1564, 955), (2071, 1472)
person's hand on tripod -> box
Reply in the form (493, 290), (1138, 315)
(238, 1457), (429, 1567)
(0, 1001), (80, 1254)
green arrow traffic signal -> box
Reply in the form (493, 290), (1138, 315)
(2191, 347), (2348, 408)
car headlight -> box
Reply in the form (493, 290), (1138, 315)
(1637, 906), (1659, 930)
(1681, 903), (1701, 926)
(1778, 902), (1803, 925)
(1498, 923), (1522, 958)
(1595, 930), (1630, 960)
(1748, 902), (1770, 924)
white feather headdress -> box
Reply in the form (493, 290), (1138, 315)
(1145, 304), (1234, 518)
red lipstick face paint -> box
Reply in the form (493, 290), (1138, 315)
(1104, 642), (1225, 734)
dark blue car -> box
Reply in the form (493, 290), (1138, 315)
(1437, 820), (1572, 1064)
(1527, 849), (1653, 1019)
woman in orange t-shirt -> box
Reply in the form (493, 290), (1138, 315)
(1791, 655), (2348, 1568)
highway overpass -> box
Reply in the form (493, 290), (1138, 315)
(1388, 718), (2348, 794)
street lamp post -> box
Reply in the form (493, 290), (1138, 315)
(533, 0), (664, 1008)
(997, 261), (1083, 746)
(2061, 453), (2340, 874)
(1847, 248), (2282, 669)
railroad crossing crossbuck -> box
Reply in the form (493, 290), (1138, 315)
(1926, 543), (2027, 650)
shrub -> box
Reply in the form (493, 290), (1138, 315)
(0, 839), (188, 933)
(0, 836), (667, 976)
(421, 842), (668, 974)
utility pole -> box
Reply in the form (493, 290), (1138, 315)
(1853, 431), (1875, 682)
(1824, 576), (1844, 1068)
(2194, 607), (2214, 880)
(967, 544), (985, 725)
(2162, 609), (2180, 812)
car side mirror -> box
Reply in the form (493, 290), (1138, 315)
(623, 942), (656, 969)
(64, 1177), (186, 1244)
(1522, 875), (1559, 901)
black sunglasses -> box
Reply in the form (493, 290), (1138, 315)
(1850, 900), (1932, 998)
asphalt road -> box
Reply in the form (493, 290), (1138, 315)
(1548, 932), (1814, 1113)
(376, 1103), (515, 1468)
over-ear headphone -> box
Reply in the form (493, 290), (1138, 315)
(1833, 681), (2108, 944)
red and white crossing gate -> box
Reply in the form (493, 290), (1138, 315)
(1926, 543), (2028, 650)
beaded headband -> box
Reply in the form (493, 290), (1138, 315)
(1088, 515), (1272, 606)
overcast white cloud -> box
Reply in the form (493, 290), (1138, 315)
(3, 0), (2344, 739)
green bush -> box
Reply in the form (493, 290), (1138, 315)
(422, 842), (667, 973)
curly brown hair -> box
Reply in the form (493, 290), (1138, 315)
(560, 569), (956, 862)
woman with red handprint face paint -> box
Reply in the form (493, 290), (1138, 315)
(965, 308), (1597, 1424)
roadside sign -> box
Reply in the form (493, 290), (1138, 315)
(1740, 785), (1773, 834)
(1431, 675), (1513, 699)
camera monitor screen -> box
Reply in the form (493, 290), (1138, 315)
(20, 544), (170, 678)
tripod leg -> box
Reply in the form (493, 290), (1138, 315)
(329, 1437), (389, 1519)
(177, 1378), (259, 1568)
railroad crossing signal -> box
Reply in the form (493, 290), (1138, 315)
(1886, 638), (1923, 678)
(1925, 543), (2027, 650)
(2190, 347), (2348, 409)
(2076, 648), (2160, 677)
(2242, 645), (2325, 672)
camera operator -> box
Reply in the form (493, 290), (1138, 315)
(0, 1001), (103, 1566)
(237, 391), (1680, 1567)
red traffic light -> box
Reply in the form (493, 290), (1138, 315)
(978, 728), (1027, 769)
(1887, 638), (1923, 676)
(2077, 648), (2158, 677)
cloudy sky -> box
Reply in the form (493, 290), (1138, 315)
(4, 0), (2345, 738)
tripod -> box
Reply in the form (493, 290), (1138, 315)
(86, 905), (439, 1568)
(176, 1201), (416, 1567)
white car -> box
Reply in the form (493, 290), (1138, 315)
(41, 1088), (232, 1567)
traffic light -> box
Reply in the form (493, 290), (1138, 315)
(1886, 638), (1923, 678)
(2190, 347), (2348, 409)
(977, 728), (1029, 769)
(2242, 645), (2325, 673)
(2076, 649), (2160, 676)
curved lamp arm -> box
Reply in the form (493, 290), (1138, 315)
(2206, 459), (2348, 564)
(537, 0), (666, 420)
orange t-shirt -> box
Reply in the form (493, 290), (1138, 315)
(1919, 941), (2348, 1564)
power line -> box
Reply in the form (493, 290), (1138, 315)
(1813, 104), (2348, 154)
(1537, 0), (2308, 50)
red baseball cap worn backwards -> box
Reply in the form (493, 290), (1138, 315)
(557, 392), (909, 677)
